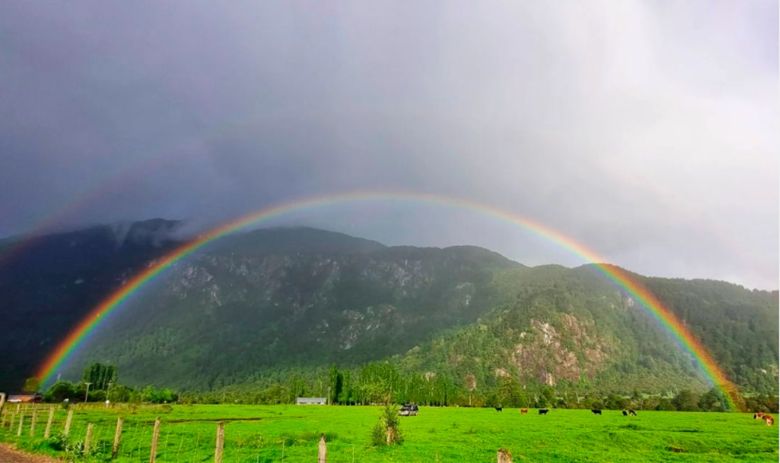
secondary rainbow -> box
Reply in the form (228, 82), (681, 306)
(36, 191), (742, 409)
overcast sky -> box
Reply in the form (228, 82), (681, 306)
(1, 1), (777, 289)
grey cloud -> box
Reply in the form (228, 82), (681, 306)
(0, 0), (776, 288)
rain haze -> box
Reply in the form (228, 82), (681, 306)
(1, 1), (777, 289)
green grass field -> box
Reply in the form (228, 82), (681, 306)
(1, 404), (777, 462)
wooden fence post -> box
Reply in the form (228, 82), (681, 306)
(29, 409), (37, 437)
(9, 412), (15, 431)
(16, 413), (24, 437)
(44, 407), (55, 439)
(214, 421), (225, 463)
(149, 417), (161, 463)
(497, 448), (512, 463)
(84, 423), (94, 455)
(112, 417), (124, 458)
(318, 434), (327, 463)
(64, 409), (74, 437)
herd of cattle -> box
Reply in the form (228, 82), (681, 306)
(492, 406), (638, 416)
(494, 407), (775, 425)
(404, 405), (775, 425)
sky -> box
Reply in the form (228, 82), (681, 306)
(0, 1), (777, 289)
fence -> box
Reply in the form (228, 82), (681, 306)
(0, 403), (517, 462)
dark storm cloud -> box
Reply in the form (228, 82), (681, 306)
(0, 1), (776, 288)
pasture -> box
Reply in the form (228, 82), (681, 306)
(0, 404), (777, 462)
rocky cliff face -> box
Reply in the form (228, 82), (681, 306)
(512, 315), (611, 386)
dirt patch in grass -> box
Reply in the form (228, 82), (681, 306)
(0, 443), (62, 462)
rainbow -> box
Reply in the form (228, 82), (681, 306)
(35, 191), (743, 409)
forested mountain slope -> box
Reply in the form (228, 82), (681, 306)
(1, 223), (776, 396)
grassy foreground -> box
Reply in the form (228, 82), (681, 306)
(0, 404), (777, 462)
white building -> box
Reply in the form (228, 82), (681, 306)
(296, 397), (327, 405)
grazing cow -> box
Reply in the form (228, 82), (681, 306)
(628, 409), (637, 416)
(754, 412), (765, 420)
(520, 408), (528, 415)
(622, 410), (628, 416)
(495, 406), (503, 412)
(591, 409), (602, 415)
(538, 408), (549, 415)
(764, 415), (774, 426)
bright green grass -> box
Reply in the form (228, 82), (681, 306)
(1, 405), (777, 462)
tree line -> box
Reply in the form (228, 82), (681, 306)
(39, 362), (177, 404)
(37, 362), (778, 413)
(179, 363), (778, 412)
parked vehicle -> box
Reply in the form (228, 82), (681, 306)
(399, 403), (419, 416)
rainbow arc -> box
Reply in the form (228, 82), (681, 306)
(35, 191), (743, 410)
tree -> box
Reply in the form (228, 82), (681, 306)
(656, 398), (676, 411)
(329, 366), (343, 405)
(44, 381), (76, 402)
(497, 377), (523, 407)
(82, 363), (117, 390)
(141, 386), (178, 403)
(672, 390), (701, 411)
(22, 377), (41, 394)
(698, 388), (726, 412)
(465, 373), (477, 406)
(604, 393), (628, 410)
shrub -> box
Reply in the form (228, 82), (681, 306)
(370, 404), (403, 446)
(46, 432), (68, 451)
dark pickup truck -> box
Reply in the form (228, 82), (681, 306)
(399, 403), (419, 416)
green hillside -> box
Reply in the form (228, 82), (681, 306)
(53, 227), (777, 398)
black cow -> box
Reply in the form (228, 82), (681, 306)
(591, 409), (602, 415)
(538, 408), (549, 415)
(628, 409), (637, 416)
(622, 410), (628, 416)
(494, 406), (503, 412)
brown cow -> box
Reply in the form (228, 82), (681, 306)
(764, 415), (774, 426)
(754, 412), (765, 420)
(520, 408), (528, 415)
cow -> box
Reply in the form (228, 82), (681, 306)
(538, 408), (549, 415)
(520, 408), (528, 415)
(628, 409), (637, 416)
(764, 415), (774, 426)
(591, 409), (602, 415)
(622, 410), (628, 416)
(494, 406), (503, 412)
(754, 412), (765, 420)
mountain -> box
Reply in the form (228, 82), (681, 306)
(65, 228), (522, 389)
(0, 219), (182, 390)
(397, 265), (778, 396)
(0, 223), (776, 398)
